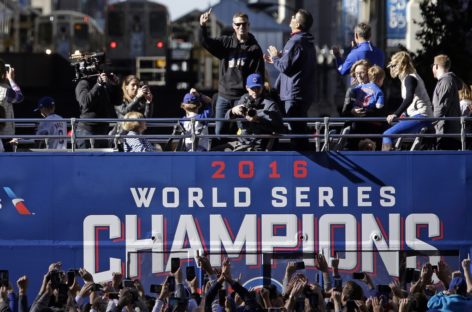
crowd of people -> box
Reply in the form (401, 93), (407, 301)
(2, 253), (472, 312)
(1, 8), (472, 152)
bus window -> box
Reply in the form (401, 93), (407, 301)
(107, 11), (125, 37)
(74, 23), (89, 42)
(37, 22), (53, 45)
(149, 11), (166, 36)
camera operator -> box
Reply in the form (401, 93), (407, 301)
(221, 73), (285, 151)
(74, 55), (121, 149)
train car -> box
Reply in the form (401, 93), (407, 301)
(105, 0), (170, 78)
(34, 10), (104, 59)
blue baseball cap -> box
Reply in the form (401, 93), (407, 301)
(246, 73), (263, 88)
(182, 93), (201, 104)
(34, 96), (55, 111)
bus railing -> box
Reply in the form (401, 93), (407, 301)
(1, 116), (471, 152)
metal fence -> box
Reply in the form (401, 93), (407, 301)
(1, 116), (471, 152)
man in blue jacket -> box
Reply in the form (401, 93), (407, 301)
(332, 22), (385, 76)
(265, 9), (316, 151)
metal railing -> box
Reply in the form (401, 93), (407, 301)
(1, 116), (471, 152)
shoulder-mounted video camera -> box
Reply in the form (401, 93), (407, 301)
(70, 52), (106, 82)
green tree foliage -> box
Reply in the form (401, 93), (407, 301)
(414, 0), (472, 92)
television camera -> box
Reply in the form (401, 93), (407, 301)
(70, 52), (111, 82)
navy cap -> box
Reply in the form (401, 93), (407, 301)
(182, 93), (201, 104)
(246, 73), (263, 88)
(34, 96), (55, 112)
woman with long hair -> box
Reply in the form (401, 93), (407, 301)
(382, 51), (432, 151)
(116, 75), (153, 119)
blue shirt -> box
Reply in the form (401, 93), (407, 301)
(335, 41), (385, 75)
(352, 82), (384, 111)
(427, 292), (472, 312)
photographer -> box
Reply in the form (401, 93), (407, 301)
(0, 60), (24, 152)
(109, 75), (153, 148)
(115, 75), (153, 123)
(220, 73), (285, 151)
(74, 53), (121, 149)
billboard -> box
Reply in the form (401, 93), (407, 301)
(1, 152), (471, 296)
(386, 0), (409, 47)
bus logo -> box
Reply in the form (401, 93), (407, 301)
(2, 187), (33, 215)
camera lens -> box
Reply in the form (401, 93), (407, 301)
(247, 108), (257, 117)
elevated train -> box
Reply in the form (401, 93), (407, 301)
(34, 10), (104, 58)
(105, 0), (170, 80)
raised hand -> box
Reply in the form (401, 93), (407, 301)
(16, 276), (28, 295)
(79, 268), (94, 284)
(267, 46), (280, 59)
(200, 8), (212, 26)
(371, 296), (384, 312)
(222, 257), (232, 282)
(398, 298), (410, 312)
(315, 253), (328, 273)
(196, 252), (215, 275)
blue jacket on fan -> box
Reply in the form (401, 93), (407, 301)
(272, 31), (316, 102)
(335, 41), (385, 75)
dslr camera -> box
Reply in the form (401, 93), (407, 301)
(70, 52), (107, 82)
(240, 95), (259, 118)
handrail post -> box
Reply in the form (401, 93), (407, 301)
(71, 118), (76, 152)
(461, 116), (466, 151)
(324, 116), (330, 152)
(190, 117), (196, 152)
(314, 122), (321, 152)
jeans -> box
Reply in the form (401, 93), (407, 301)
(215, 95), (239, 138)
(382, 114), (430, 145)
(75, 126), (109, 149)
(285, 100), (311, 150)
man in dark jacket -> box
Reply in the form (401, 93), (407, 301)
(265, 9), (316, 151)
(224, 73), (285, 151)
(432, 54), (462, 150)
(75, 72), (121, 149)
(199, 9), (265, 141)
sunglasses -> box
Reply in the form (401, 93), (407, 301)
(233, 22), (248, 27)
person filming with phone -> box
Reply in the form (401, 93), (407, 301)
(114, 75), (153, 127)
(0, 60), (24, 152)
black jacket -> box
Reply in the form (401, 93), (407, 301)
(226, 93), (285, 150)
(75, 79), (121, 133)
(200, 26), (264, 100)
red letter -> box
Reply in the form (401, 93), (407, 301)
(211, 161), (225, 179)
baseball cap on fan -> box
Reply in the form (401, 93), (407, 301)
(246, 73), (263, 88)
(34, 96), (55, 111)
(182, 93), (202, 105)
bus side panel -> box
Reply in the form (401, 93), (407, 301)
(0, 152), (471, 297)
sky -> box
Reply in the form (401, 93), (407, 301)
(156, 0), (214, 20)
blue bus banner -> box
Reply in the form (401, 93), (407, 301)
(1, 152), (471, 294)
